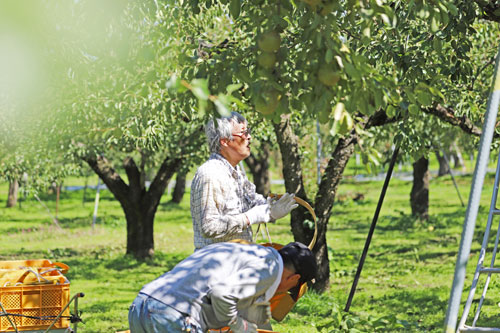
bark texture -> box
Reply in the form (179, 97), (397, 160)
(410, 157), (430, 220)
(244, 141), (271, 196)
(171, 170), (187, 204)
(435, 150), (450, 177)
(272, 110), (396, 291)
(6, 180), (19, 208)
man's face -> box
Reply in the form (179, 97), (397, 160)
(220, 121), (251, 165)
(275, 267), (300, 294)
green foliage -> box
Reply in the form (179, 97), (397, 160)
(177, 0), (500, 171)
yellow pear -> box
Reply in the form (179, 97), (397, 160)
(257, 31), (281, 53)
(257, 52), (277, 69)
(255, 89), (281, 115)
(318, 66), (340, 87)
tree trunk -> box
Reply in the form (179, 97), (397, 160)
(451, 141), (466, 171)
(83, 153), (181, 259)
(273, 111), (392, 292)
(313, 133), (358, 291)
(171, 170), (187, 204)
(434, 150), (450, 177)
(6, 180), (19, 208)
(244, 141), (271, 196)
(410, 156), (429, 220)
(273, 114), (358, 292)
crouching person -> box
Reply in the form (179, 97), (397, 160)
(128, 241), (317, 333)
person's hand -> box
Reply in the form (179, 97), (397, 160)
(229, 316), (258, 333)
(245, 204), (271, 225)
(270, 193), (298, 220)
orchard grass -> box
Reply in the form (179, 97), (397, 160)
(0, 171), (498, 332)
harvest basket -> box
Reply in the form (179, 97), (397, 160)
(210, 194), (318, 333)
(0, 260), (73, 332)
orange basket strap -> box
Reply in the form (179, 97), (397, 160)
(51, 262), (70, 274)
(269, 194), (317, 250)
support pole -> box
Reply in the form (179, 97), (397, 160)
(344, 146), (399, 312)
(440, 148), (465, 207)
(92, 178), (101, 229)
(316, 120), (322, 185)
(444, 45), (500, 333)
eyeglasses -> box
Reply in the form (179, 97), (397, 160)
(231, 128), (251, 139)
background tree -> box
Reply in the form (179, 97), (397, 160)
(1, 0), (237, 259)
(180, 0), (500, 291)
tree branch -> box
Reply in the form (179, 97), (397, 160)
(423, 104), (482, 136)
(123, 156), (145, 202)
(475, 1), (500, 23)
(82, 154), (130, 204)
(147, 155), (182, 204)
(315, 129), (358, 221)
(470, 56), (496, 91)
(364, 110), (399, 129)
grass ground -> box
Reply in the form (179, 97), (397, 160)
(0, 163), (499, 332)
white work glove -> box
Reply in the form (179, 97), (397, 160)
(229, 316), (258, 333)
(270, 193), (298, 220)
(245, 204), (272, 225)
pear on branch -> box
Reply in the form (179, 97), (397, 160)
(257, 52), (277, 69)
(257, 31), (281, 53)
(318, 65), (340, 87)
(254, 89), (281, 115)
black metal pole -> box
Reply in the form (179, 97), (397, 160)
(344, 146), (399, 312)
(440, 149), (465, 207)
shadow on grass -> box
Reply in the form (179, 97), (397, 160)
(377, 288), (448, 331)
(332, 205), (474, 236)
(58, 216), (126, 228)
(158, 200), (187, 212)
(63, 252), (187, 282)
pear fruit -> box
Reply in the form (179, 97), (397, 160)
(257, 52), (277, 69)
(255, 89), (281, 115)
(257, 31), (281, 53)
(318, 66), (340, 87)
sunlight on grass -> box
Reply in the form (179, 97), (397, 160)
(0, 170), (498, 332)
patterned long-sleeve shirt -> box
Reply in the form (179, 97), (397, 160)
(191, 153), (267, 249)
(140, 242), (283, 331)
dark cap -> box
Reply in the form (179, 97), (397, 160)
(278, 242), (318, 284)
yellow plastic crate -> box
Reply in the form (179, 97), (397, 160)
(0, 260), (70, 332)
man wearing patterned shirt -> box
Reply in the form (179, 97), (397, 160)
(191, 111), (298, 250)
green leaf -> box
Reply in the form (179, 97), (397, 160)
(446, 3), (458, 16)
(430, 15), (439, 33)
(333, 102), (344, 121)
(429, 86), (445, 101)
(226, 83), (242, 94)
(432, 38), (442, 53)
(330, 120), (340, 136)
(342, 112), (353, 133)
(325, 49), (333, 64)
(214, 94), (231, 117)
(379, 13), (391, 26)
(166, 75), (179, 90)
(229, 0), (240, 19)
(386, 105), (396, 117)
(416, 91), (432, 106)
(406, 91), (416, 104)
(318, 105), (331, 124)
(408, 104), (419, 115)
(344, 63), (361, 80)
(190, 79), (209, 100)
